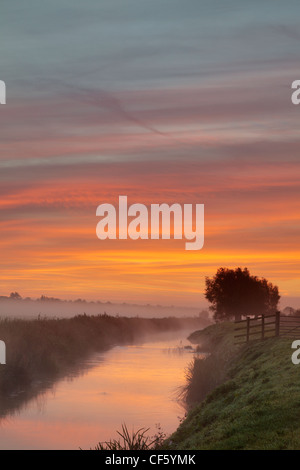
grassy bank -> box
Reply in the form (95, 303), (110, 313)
(0, 314), (208, 417)
(165, 322), (300, 450)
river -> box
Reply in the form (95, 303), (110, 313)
(0, 329), (199, 449)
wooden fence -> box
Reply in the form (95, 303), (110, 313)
(234, 312), (300, 345)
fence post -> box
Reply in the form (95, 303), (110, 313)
(246, 317), (250, 342)
(261, 314), (265, 340)
(275, 311), (280, 337)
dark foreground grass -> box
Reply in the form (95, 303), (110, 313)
(164, 322), (300, 450)
(0, 314), (207, 417)
(89, 423), (166, 450)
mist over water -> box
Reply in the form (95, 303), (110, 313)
(0, 328), (199, 450)
(0, 298), (204, 319)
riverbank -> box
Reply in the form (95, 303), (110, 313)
(165, 322), (300, 450)
(0, 314), (209, 417)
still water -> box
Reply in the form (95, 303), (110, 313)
(0, 330), (197, 449)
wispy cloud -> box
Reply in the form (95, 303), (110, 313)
(0, 1), (299, 304)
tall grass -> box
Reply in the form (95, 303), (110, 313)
(90, 424), (166, 450)
(181, 354), (225, 405)
(181, 322), (237, 406)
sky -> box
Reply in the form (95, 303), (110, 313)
(0, 1), (299, 308)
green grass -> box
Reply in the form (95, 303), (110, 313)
(164, 322), (300, 450)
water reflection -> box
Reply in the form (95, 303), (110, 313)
(0, 330), (198, 449)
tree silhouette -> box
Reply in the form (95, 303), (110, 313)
(9, 292), (22, 300)
(205, 267), (280, 322)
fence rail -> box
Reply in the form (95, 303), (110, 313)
(234, 312), (300, 345)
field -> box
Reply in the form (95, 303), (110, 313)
(165, 322), (300, 450)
